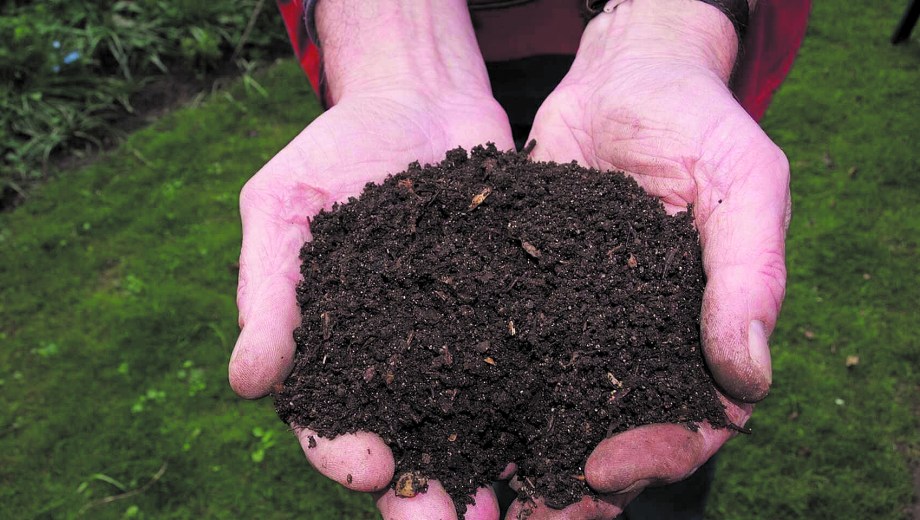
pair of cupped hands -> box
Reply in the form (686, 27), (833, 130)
(228, 1), (789, 518)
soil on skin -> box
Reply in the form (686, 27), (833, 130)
(274, 144), (729, 513)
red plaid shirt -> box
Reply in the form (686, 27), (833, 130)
(275, 0), (810, 122)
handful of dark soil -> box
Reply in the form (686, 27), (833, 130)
(274, 144), (728, 513)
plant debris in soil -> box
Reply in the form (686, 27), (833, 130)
(274, 144), (729, 514)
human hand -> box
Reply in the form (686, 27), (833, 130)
(512, 1), (789, 517)
(229, 2), (513, 518)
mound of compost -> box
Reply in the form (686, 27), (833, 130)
(273, 144), (728, 513)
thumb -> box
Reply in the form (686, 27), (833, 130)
(229, 176), (329, 399)
(696, 134), (790, 403)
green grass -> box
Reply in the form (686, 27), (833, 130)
(0, 0), (918, 518)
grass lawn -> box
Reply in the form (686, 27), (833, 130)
(1, 1), (918, 518)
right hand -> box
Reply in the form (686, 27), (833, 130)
(230, 85), (514, 519)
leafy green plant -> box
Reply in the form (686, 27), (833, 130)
(0, 0), (289, 198)
(250, 426), (278, 463)
(121, 274), (145, 295)
(176, 360), (207, 397)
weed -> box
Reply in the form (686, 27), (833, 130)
(250, 426), (278, 463)
(131, 389), (167, 414)
(31, 341), (60, 358)
(182, 427), (202, 453)
(121, 275), (145, 295)
(176, 360), (207, 397)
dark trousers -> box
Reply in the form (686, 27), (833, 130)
(620, 457), (716, 520)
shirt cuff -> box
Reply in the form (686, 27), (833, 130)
(304, 0), (321, 47)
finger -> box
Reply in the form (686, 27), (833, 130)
(296, 427), (395, 492)
(504, 492), (636, 520)
(585, 424), (706, 494)
(376, 481), (499, 520)
(229, 176), (330, 398)
(585, 398), (752, 494)
(695, 130), (790, 402)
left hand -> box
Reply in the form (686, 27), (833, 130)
(508, 1), (790, 517)
(229, 2), (514, 518)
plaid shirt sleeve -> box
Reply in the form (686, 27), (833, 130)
(276, 0), (324, 102)
(275, 0), (811, 122)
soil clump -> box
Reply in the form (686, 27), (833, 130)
(274, 144), (728, 513)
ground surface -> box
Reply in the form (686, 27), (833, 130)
(0, 1), (918, 518)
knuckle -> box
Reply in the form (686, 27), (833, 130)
(657, 442), (701, 483)
(239, 174), (273, 214)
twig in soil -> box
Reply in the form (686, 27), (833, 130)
(727, 422), (753, 435)
(405, 331), (415, 351)
(662, 247), (678, 278)
(523, 476), (537, 491)
(78, 462), (167, 516)
(521, 139), (537, 156)
(321, 311), (332, 340)
(606, 244), (624, 259)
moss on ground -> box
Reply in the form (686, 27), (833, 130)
(708, 1), (919, 518)
(1, 1), (918, 518)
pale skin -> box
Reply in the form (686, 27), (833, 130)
(229, 0), (789, 518)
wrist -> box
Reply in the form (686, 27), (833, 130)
(316, 0), (494, 104)
(576, 0), (739, 84)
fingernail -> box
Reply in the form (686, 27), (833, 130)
(748, 320), (772, 385)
